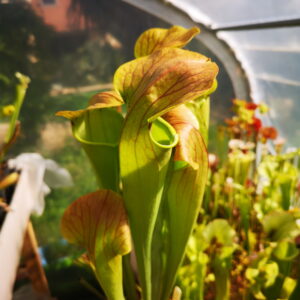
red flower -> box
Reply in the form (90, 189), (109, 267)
(245, 179), (255, 189)
(245, 103), (258, 110)
(251, 117), (262, 132)
(260, 127), (278, 140)
(244, 117), (262, 136)
(247, 117), (262, 134)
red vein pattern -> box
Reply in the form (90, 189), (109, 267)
(56, 90), (124, 120)
(61, 190), (131, 263)
(116, 40), (218, 300)
(153, 105), (209, 300)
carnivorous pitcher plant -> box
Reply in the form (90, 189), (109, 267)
(58, 26), (218, 300)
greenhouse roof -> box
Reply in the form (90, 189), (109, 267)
(164, 0), (300, 30)
(124, 0), (300, 147)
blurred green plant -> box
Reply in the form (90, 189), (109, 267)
(0, 72), (29, 215)
(0, 3), (60, 147)
(0, 72), (30, 161)
(177, 99), (300, 300)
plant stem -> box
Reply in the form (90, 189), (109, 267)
(123, 254), (139, 300)
(79, 277), (105, 299)
(214, 261), (230, 300)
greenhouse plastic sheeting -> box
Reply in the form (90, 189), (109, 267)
(165, 0), (300, 29)
(124, 0), (300, 146)
(218, 27), (300, 146)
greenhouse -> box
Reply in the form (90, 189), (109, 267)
(0, 0), (300, 299)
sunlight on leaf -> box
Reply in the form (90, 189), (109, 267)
(262, 211), (300, 242)
(114, 43), (218, 300)
(57, 25), (219, 300)
(56, 90), (124, 120)
(151, 105), (209, 300)
(73, 108), (123, 191)
(134, 26), (200, 58)
(57, 91), (124, 191)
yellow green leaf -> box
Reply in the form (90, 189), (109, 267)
(5, 72), (30, 144)
(56, 90), (124, 120)
(134, 26), (200, 58)
(115, 47), (218, 114)
(56, 91), (124, 191)
(152, 105), (209, 300)
(88, 90), (124, 106)
(61, 190), (131, 300)
(185, 80), (217, 145)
